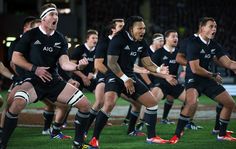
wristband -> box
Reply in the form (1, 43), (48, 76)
(120, 74), (129, 83)
(31, 65), (37, 73)
(76, 65), (81, 71)
(156, 67), (161, 73)
(211, 73), (218, 78)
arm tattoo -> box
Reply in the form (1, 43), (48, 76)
(141, 57), (157, 72)
(108, 55), (123, 75)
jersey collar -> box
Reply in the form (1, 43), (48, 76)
(39, 25), (55, 36)
(199, 34), (210, 45)
(85, 43), (95, 51)
(149, 45), (156, 53)
(126, 31), (134, 41)
(163, 45), (175, 53)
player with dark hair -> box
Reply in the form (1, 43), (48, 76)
(70, 29), (98, 92)
(0, 3), (92, 149)
(170, 17), (236, 144)
(88, 16), (169, 149)
(84, 19), (125, 134)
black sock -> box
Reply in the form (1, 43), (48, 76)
(144, 108), (157, 139)
(162, 100), (173, 119)
(124, 105), (132, 122)
(0, 127), (2, 139)
(1, 111), (18, 147)
(62, 107), (71, 124)
(74, 111), (89, 145)
(85, 108), (98, 132)
(175, 114), (190, 138)
(43, 110), (54, 131)
(214, 104), (223, 130)
(51, 122), (62, 135)
(127, 111), (139, 134)
(92, 110), (109, 139)
(219, 118), (229, 136)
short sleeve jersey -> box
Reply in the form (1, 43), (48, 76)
(15, 27), (68, 77)
(151, 47), (179, 75)
(178, 34), (198, 55)
(107, 31), (149, 77)
(95, 35), (111, 67)
(186, 37), (226, 80)
(70, 44), (96, 75)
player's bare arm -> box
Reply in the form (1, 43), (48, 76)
(189, 59), (222, 83)
(13, 51), (52, 82)
(141, 56), (169, 75)
(95, 58), (108, 74)
(217, 55), (236, 71)
(108, 55), (135, 94)
(176, 53), (187, 66)
(0, 62), (14, 80)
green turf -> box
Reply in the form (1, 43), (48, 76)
(1, 90), (235, 110)
(7, 119), (236, 149)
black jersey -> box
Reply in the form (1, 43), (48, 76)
(151, 46), (179, 75)
(15, 27), (68, 79)
(95, 35), (111, 67)
(186, 36), (226, 80)
(178, 34), (198, 55)
(70, 44), (96, 75)
(8, 37), (27, 77)
(107, 31), (149, 77)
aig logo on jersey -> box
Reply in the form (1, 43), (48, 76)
(43, 47), (53, 52)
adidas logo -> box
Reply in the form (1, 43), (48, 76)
(34, 40), (41, 45)
(163, 56), (168, 60)
(124, 45), (130, 50)
(200, 49), (205, 54)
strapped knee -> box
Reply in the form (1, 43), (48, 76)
(67, 90), (84, 106)
(14, 91), (30, 103)
(147, 105), (158, 111)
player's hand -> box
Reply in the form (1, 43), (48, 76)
(88, 73), (96, 80)
(135, 67), (150, 74)
(165, 74), (178, 86)
(35, 67), (52, 82)
(124, 78), (136, 95)
(77, 58), (88, 70)
(82, 76), (91, 86)
(159, 64), (169, 75)
(212, 73), (223, 84)
(68, 78), (80, 88)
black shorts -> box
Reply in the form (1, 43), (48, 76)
(96, 72), (105, 84)
(73, 76), (97, 92)
(156, 81), (184, 99)
(24, 77), (67, 103)
(185, 77), (226, 99)
(105, 74), (149, 100)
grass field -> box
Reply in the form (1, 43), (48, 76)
(7, 120), (236, 149)
(1, 90), (236, 148)
(1, 90), (235, 110)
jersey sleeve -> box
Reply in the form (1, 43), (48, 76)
(178, 38), (187, 54)
(107, 35), (124, 56)
(59, 35), (68, 56)
(95, 37), (107, 59)
(15, 32), (31, 55)
(140, 40), (150, 58)
(186, 40), (200, 61)
(70, 46), (83, 60)
(215, 42), (226, 59)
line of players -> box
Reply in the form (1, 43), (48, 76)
(0, 3), (236, 149)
